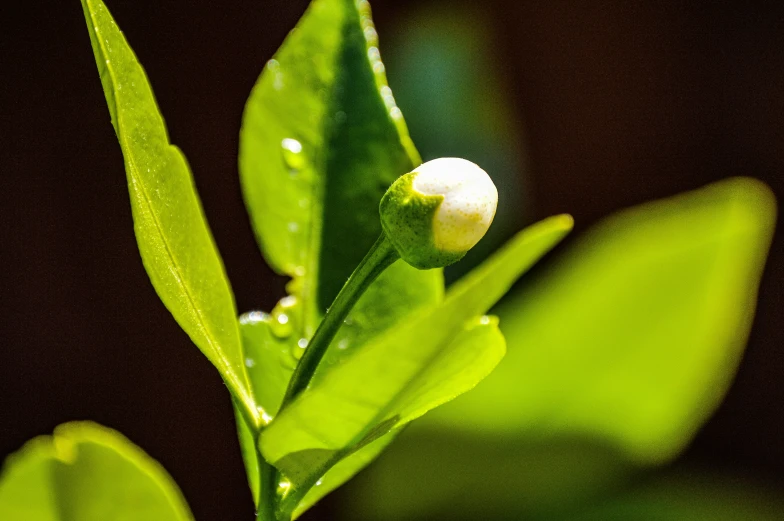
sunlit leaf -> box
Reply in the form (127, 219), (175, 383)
(0, 422), (193, 521)
(261, 215), (573, 514)
(238, 0), (441, 350)
(236, 0), (445, 506)
(348, 177), (777, 519)
(80, 0), (254, 413)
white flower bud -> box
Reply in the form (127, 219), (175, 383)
(411, 158), (498, 253)
(379, 158), (498, 269)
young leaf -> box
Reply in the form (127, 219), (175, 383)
(260, 215), (573, 511)
(238, 0), (442, 361)
(80, 0), (255, 416)
(0, 422), (193, 521)
(349, 178), (777, 520)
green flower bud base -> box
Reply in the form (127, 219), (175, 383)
(379, 173), (466, 269)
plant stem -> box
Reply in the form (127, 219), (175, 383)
(256, 452), (277, 521)
(279, 233), (399, 410)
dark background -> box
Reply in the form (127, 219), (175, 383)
(2, 1), (782, 519)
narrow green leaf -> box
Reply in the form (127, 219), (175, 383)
(260, 215), (573, 508)
(0, 422), (193, 521)
(349, 177), (777, 520)
(238, 0), (442, 355)
(80, 0), (254, 413)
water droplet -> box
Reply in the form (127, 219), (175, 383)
(479, 315), (491, 325)
(280, 295), (297, 309)
(281, 138), (305, 172)
(245, 357), (256, 368)
(364, 26), (378, 44)
(337, 339), (350, 350)
(372, 61), (385, 74)
(270, 311), (293, 339)
(334, 111), (347, 124)
(260, 410), (273, 425)
(316, 479), (323, 486)
(389, 107), (402, 120)
(367, 46), (380, 61)
(239, 310), (269, 325)
(278, 480), (291, 494)
(288, 222), (300, 232)
(291, 338), (308, 360)
(299, 198), (309, 208)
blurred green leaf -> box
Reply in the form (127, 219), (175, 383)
(428, 177), (777, 461)
(0, 422), (193, 521)
(562, 471), (784, 521)
(348, 177), (777, 519)
(261, 215), (573, 512)
(80, 0), (255, 413)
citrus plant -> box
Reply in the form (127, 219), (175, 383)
(0, 0), (776, 520)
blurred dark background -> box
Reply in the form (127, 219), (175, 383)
(1, 1), (782, 519)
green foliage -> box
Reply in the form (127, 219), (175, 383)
(80, 0), (256, 420)
(260, 215), (571, 514)
(238, 0), (441, 343)
(346, 177), (777, 519)
(563, 472), (784, 521)
(0, 0), (777, 520)
(0, 422), (193, 521)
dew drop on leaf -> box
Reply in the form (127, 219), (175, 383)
(281, 138), (305, 173)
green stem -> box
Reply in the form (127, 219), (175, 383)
(280, 233), (399, 410)
(255, 453), (277, 521)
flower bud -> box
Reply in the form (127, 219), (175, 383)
(379, 158), (498, 269)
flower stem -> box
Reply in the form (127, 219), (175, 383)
(279, 233), (399, 410)
(255, 452), (277, 521)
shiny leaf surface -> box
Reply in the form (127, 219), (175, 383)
(261, 215), (573, 511)
(81, 0), (254, 414)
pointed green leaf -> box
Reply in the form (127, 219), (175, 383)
(0, 422), (193, 521)
(80, 0), (254, 413)
(261, 215), (573, 511)
(238, 0), (442, 352)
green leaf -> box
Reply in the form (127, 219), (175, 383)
(291, 429), (399, 519)
(0, 422), (193, 521)
(236, 0), (444, 507)
(426, 177), (777, 462)
(80, 0), (255, 414)
(260, 215), (573, 511)
(563, 471), (784, 521)
(347, 177), (777, 520)
(238, 0), (442, 354)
